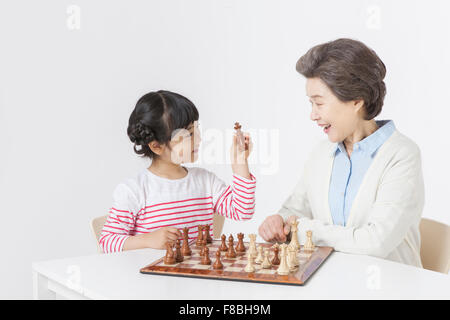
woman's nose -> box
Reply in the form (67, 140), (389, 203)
(310, 108), (320, 121)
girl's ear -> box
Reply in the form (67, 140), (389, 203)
(149, 141), (164, 156)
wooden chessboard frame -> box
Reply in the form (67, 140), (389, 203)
(140, 240), (333, 286)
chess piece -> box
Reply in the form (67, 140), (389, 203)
(261, 249), (272, 269)
(304, 230), (315, 252)
(248, 234), (257, 258)
(219, 234), (228, 251)
(175, 239), (184, 263)
(196, 225), (204, 247)
(200, 238), (207, 257)
(234, 122), (246, 150)
(244, 251), (256, 272)
(287, 245), (298, 271)
(271, 244), (280, 265)
(255, 246), (264, 264)
(213, 250), (223, 270)
(163, 242), (176, 265)
(235, 233), (246, 252)
(204, 224), (213, 244)
(202, 229), (210, 246)
(200, 247), (211, 265)
(276, 244), (290, 275)
(288, 218), (300, 252)
(181, 227), (192, 256)
(226, 235), (237, 258)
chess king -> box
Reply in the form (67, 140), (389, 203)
(257, 38), (425, 268)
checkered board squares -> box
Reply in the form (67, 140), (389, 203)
(140, 239), (333, 286)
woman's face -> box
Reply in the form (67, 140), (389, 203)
(306, 77), (364, 143)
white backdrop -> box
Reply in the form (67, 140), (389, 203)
(1, 0), (449, 299)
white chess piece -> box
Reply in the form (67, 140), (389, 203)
(255, 246), (264, 264)
(304, 230), (315, 251)
(261, 249), (272, 269)
(276, 244), (290, 275)
(248, 234), (257, 258)
(288, 219), (300, 252)
(287, 246), (299, 271)
(244, 251), (256, 272)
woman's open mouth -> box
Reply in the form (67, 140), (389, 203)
(324, 124), (331, 133)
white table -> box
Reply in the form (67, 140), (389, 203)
(32, 248), (450, 300)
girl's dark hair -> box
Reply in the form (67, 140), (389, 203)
(296, 38), (386, 120)
(127, 90), (199, 159)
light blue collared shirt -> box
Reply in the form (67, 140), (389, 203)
(329, 120), (396, 226)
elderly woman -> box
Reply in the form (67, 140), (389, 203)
(258, 38), (424, 267)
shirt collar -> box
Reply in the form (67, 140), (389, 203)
(330, 120), (396, 157)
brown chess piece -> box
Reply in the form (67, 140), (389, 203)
(226, 235), (237, 258)
(181, 227), (192, 256)
(200, 239), (207, 257)
(213, 250), (223, 270)
(196, 225), (203, 247)
(202, 228), (210, 246)
(163, 242), (176, 265)
(201, 247), (211, 265)
(271, 246), (280, 266)
(175, 239), (184, 263)
(204, 224), (213, 244)
(235, 233), (246, 252)
(219, 234), (228, 251)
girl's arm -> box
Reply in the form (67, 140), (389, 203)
(211, 172), (256, 221)
(99, 184), (137, 253)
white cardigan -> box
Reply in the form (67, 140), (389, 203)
(277, 129), (425, 267)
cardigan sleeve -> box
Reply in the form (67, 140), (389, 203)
(291, 147), (425, 259)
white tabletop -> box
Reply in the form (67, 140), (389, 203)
(32, 248), (450, 300)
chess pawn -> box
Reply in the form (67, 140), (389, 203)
(304, 230), (315, 251)
(213, 250), (223, 270)
(196, 225), (204, 247)
(181, 227), (192, 256)
(276, 244), (290, 275)
(261, 249), (272, 269)
(244, 251), (256, 273)
(226, 237), (237, 258)
(175, 239), (184, 263)
(204, 224), (213, 244)
(255, 246), (264, 264)
(235, 233), (246, 252)
(219, 234), (228, 251)
(163, 242), (176, 265)
(271, 244), (280, 265)
(201, 247), (211, 265)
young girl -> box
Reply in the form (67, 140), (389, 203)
(99, 90), (256, 253)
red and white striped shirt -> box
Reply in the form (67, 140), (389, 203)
(100, 167), (256, 253)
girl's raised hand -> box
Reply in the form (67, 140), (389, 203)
(230, 132), (253, 165)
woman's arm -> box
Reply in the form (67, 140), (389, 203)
(288, 148), (425, 258)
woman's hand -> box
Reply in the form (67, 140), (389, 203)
(258, 214), (297, 243)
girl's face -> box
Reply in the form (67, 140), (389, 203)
(306, 77), (364, 143)
(167, 121), (201, 164)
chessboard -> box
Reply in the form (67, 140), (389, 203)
(140, 239), (333, 286)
